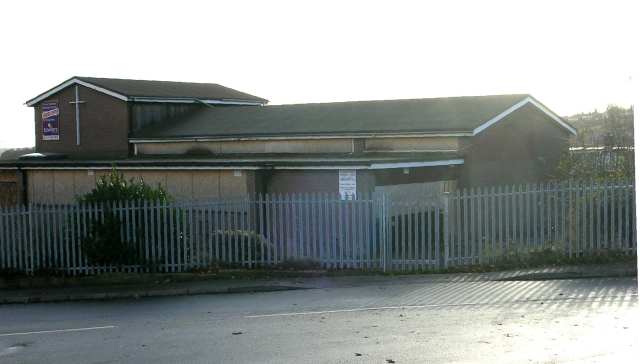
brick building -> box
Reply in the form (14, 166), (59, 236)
(0, 77), (576, 205)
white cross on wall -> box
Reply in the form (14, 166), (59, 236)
(68, 85), (86, 145)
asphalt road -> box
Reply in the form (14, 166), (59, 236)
(0, 276), (637, 363)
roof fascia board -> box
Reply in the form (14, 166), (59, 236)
(21, 166), (262, 171)
(18, 159), (464, 171)
(274, 165), (369, 170)
(20, 165), (369, 170)
(26, 78), (129, 106)
(74, 79), (130, 102)
(131, 97), (264, 105)
(129, 132), (471, 143)
(472, 96), (577, 136)
(370, 159), (464, 169)
(363, 149), (459, 153)
(527, 97), (577, 135)
(570, 146), (634, 151)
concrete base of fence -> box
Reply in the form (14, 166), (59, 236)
(0, 281), (308, 304)
(494, 266), (637, 281)
(0, 270), (330, 290)
(1, 262), (636, 305)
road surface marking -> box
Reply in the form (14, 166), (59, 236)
(245, 295), (637, 318)
(246, 304), (479, 318)
(0, 325), (117, 337)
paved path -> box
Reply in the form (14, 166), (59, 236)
(0, 275), (637, 363)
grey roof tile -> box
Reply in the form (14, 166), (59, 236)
(76, 77), (268, 103)
(133, 94), (530, 139)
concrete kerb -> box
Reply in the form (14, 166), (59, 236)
(0, 284), (309, 305)
(0, 263), (636, 305)
(0, 270), (329, 290)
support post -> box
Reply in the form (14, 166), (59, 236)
(376, 191), (389, 273)
(442, 191), (450, 269)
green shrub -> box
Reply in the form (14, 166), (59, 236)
(479, 240), (635, 270)
(81, 213), (139, 266)
(32, 266), (67, 277)
(209, 229), (275, 266)
(274, 258), (322, 270)
(78, 167), (169, 204)
(0, 268), (27, 279)
(78, 167), (170, 267)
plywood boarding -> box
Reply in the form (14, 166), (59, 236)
(192, 171), (221, 200)
(26, 169), (249, 203)
(135, 139), (353, 155)
(0, 171), (17, 183)
(365, 137), (459, 151)
(29, 171), (55, 204)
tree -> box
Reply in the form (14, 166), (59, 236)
(555, 105), (634, 181)
(602, 105), (634, 149)
(0, 147), (34, 160)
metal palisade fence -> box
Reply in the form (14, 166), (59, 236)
(447, 179), (636, 267)
(0, 179), (636, 275)
(1, 194), (391, 274)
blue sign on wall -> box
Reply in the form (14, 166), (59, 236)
(42, 101), (60, 141)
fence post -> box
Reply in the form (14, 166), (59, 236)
(442, 191), (450, 269)
(377, 192), (389, 273)
(27, 203), (34, 274)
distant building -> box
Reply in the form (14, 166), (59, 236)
(0, 77), (576, 205)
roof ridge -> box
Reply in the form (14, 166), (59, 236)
(27, 77), (268, 105)
(75, 76), (224, 86)
(267, 93), (531, 107)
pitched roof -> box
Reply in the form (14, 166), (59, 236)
(25, 77), (268, 106)
(132, 94), (575, 139)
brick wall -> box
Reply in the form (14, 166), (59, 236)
(458, 103), (571, 187)
(34, 85), (129, 158)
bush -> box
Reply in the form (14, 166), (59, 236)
(81, 213), (139, 266)
(78, 167), (169, 203)
(479, 240), (635, 270)
(274, 258), (322, 271)
(206, 229), (275, 267)
(0, 268), (27, 279)
(78, 167), (170, 267)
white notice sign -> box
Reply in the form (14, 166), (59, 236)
(339, 170), (357, 199)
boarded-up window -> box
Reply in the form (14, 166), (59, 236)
(0, 182), (17, 207)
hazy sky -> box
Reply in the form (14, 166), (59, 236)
(1, 0), (635, 148)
